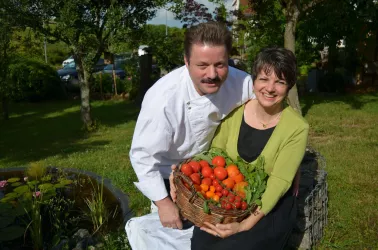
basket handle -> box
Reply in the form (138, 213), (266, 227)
(173, 170), (198, 204)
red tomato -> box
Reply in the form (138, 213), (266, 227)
(189, 161), (201, 172)
(201, 177), (212, 186)
(181, 163), (193, 177)
(221, 189), (229, 197)
(228, 195), (235, 203)
(199, 160), (210, 169)
(212, 179), (219, 186)
(212, 156), (226, 168)
(209, 174), (216, 180)
(234, 201), (241, 209)
(215, 191), (223, 198)
(201, 166), (213, 178)
(235, 196), (242, 202)
(190, 173), (201, 185)
(215, 185), (223, 192)
(225, 203), (232, 210)
(241, 201), (248, 210)
(214, 167), (227, 181)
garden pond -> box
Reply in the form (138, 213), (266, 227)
(0, 165), (131, 250)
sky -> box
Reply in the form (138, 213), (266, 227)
(148, 0), (234, 28)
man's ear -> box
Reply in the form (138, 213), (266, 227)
(184, 55), (189, 68)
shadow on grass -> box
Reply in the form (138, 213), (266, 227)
(301, 92), (378, 117)
(0, 99), (140, 167)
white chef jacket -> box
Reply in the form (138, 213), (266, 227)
(129, 66), (254, 201)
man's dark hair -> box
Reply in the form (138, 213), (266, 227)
(252, 47), (297, 89)
(184, 22), (232, 63)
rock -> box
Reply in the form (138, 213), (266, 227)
(95, 242), (104, 248)
(73, 229), (90, 241)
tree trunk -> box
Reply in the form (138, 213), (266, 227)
(80, 69), (93, 130)
(284, 8), (302, 116)
(1, 96), (9, 120)
(75, 55), (94, 130)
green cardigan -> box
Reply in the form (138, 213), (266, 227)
(211, 105), (309, 214)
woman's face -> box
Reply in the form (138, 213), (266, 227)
(254, 69), (289, 110)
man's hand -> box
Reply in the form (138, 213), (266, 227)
(155, 196), (183, 229)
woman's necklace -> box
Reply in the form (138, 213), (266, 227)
(254, 110), (283, 128)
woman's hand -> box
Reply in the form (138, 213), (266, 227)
(169, 165), (177, 202)
(200, 221), (243, 238)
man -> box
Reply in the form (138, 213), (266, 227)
(129, 22), (254, 233)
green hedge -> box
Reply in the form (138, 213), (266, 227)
(8, 57), (67, 101)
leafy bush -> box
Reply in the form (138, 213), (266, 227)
(8, 57), (66, 101)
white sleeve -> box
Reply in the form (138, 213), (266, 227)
(245, 74), (255, 102)
(129, 108), (173, 202)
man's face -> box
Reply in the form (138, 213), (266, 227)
(185, 43), (229, 96)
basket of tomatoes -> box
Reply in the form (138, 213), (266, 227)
(173, 148), (268, 227)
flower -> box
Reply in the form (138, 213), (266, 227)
(24, 177), (28, 182)
(0, 180), (7, 188)
(33, 191), (41, 197)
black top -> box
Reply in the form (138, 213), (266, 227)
(237, 115), (276, 163)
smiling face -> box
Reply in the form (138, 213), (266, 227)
(254, 68), (289, 111)
(185, 43), (229, 96)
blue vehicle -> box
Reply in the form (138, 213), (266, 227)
(57, 59), (106, 84)
(98, 64), (126, 79)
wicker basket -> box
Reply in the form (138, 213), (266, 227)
(173, 162), (254, 227)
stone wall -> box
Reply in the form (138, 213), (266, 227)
(287, 148), (328, 249)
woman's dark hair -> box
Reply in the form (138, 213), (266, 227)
(184, 22), (232, 63)
(252, 47), (297, 89)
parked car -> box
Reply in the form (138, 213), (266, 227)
(57, 59), (106, 85)
(62, 56), (74, 67)
(96, 64), (126, 79)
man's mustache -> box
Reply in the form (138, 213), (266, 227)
(201, 77), (221, 83)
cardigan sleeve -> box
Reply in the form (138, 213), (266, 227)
(260, 125), (309, 215)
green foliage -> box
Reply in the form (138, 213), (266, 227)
(139, 25), (185, 71)
(7, 56), (66, 101)
(84, 178), (108, 234)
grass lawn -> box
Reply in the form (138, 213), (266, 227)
(1, 93), (377, 249)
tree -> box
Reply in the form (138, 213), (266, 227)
(137, 25), (185, 71)
(247, 0), (326, 115)
(0, 6), (16, 120)
(4, 0), (167, 130)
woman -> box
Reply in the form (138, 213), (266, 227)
(186, 47), (309, 249)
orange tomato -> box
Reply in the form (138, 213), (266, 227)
(205, 191), (215, 199)
(226, 165), (240, 178)
(233, 181), (248, 199)
(201, 190), (206, 197)
(232, 173), (245, 183)
(200, 183), (209, 192)
(222, 178), (235, 189)
(194, 184), (201, 192)
(209, 185), (215, 193)
(212, 194), (220, 202)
